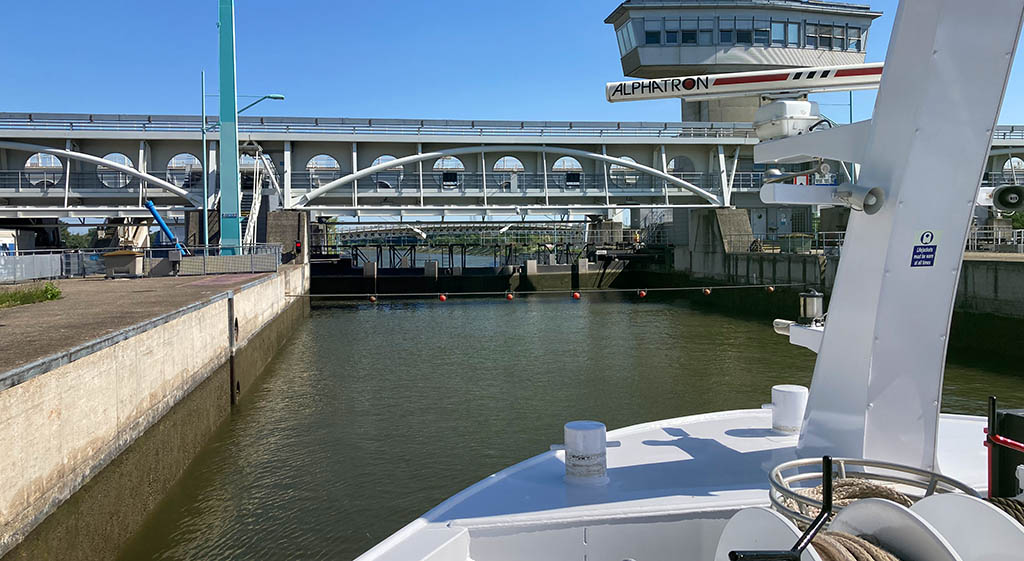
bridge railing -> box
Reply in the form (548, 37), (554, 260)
(0, 113), (758, 139)
(289, 171), (769, 201)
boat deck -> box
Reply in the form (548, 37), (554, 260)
(359, 409), (988, 561)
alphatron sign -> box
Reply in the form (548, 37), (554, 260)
(607, 76), (710, 102)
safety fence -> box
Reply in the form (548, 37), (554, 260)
(0, 253), (62, 284)
(2, 244), (280, 282)
(720, 232), (844, 255)
(966, 227), (1024, 253)
(148, 245), (281, 276)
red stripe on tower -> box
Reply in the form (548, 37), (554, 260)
(712, 73), (791, 86)
(834, 67), (884, 78)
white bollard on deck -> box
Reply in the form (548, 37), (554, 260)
(563, 420), (609, 485)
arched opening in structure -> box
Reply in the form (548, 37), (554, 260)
(371, 155), (403, 190)
(24, 152), (63, 186)
(166, 153), (202, 188)
(610, 156), (640, 187)
(306, 154), (341, 187)
(493, 156), (524, 191)
(1003, 157), (1024, 173)
(493, 156), (525, 172)
(434, 155), (465, 189)
(668, 156), (696, 174)
(97, 153), (135, 189)
(552, 156), (583, 189)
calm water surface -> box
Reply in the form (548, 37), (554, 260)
(119, 295), (1024, 560)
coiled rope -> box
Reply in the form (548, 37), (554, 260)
(988, 497), (1024, 526)
(783, 479), (914, 520)
(811, 531), (901, 561)
(778, 480), (911, 561)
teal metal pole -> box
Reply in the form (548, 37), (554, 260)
(218, 0), (241, 253)
(201, 71), (209, 251)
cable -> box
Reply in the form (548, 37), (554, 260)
(285, 282), (808, 299)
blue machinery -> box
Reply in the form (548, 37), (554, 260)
(144, 200), (189, 255)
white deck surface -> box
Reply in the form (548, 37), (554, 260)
(358, 409), (987, 560)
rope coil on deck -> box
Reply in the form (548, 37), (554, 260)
(783, 479), (914, 520)
(811, 531), (901, 561)
(988, 497), (1024, 526)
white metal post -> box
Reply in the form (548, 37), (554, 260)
(542, 147), (549, 205)
(63, 157), (70, 208)
(480, 146), (487, 207)
(660, 145), (669, 205)
(283, 140), (292, 209)
(417, 143), (424, 206)
(717, 145), (729, 206)
(351, 142), (358, 208)
(728, 146), (740, 206)
(138, 140), (148, 207)
(602, 144), (610, 205)
(63, 139), (72, 208)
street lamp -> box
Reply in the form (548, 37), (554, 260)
(238, 94), (285, 115)
(199, 71), (284, 249)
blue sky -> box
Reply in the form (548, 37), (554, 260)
(2, 0), (1023, 123)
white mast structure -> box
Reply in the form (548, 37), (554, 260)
(605, 0), (1024, 471)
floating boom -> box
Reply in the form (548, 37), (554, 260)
(606, 62), (883, 103)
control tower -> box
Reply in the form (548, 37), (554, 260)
(605, 0), (881, 121)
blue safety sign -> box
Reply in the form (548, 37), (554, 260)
(911, 230), (937, 267)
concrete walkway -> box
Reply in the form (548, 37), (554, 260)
(0, 274), (269, 374)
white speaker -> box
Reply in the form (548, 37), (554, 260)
(992, 184), (1024, 212)
(835, 182), (885, 215)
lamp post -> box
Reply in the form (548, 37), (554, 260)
(200, 71), (283, 252)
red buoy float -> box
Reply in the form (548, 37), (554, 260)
(702, 287), (712, 296)
(572, 291), (582, 300)
(505, 292), (515, 301)
(766, 286), (776, 293)
(638, 290), (647, 298)
(439, 293), (448, 302)
(369, 295), (377, 303)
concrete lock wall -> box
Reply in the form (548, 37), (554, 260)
(0, 263), (309, 560)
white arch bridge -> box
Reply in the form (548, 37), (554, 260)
(3, 113), (1021, 220)
(0, 113), (769, 220)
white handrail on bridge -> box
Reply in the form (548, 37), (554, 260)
(294, 145), (724, 208)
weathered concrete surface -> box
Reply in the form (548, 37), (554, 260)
(958, 253), (1024, 318)
(0, 273), (268, 376)
(0, 264), (309, 559)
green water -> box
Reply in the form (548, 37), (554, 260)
(118, 295), (1023, 561)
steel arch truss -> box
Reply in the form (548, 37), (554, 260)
(0, 140), (202, 206)
(294, 145), (725, 208)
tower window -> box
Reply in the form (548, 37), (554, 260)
(645, 31), (661, 45)
(806, 24), (818, 48)
(699, 18), (714, 45)
(787, 22), (800, 46)
(736, 19), (753, 44)
(665, 30), (679, 43)
(848, 27), (862, 51)
(754, 19), (770, 45)
(819, 25), (833, 49)
(771, 22), (786, 45)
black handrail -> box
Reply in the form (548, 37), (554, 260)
(728, 456), (833, 561)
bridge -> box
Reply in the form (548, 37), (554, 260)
(0, 112), (766, 221)
(2, 111), (1022, 227)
